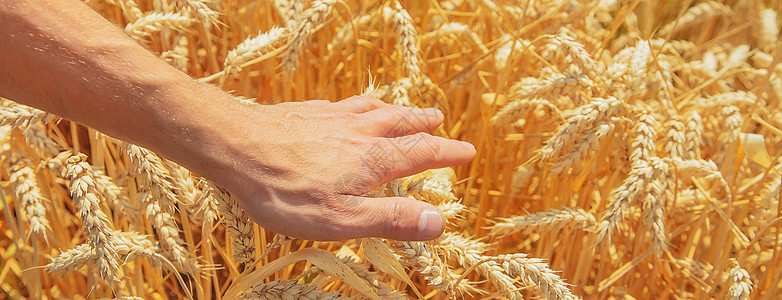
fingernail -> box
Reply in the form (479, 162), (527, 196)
(419, 209), (444, 238)
(461, 141), (476, 152)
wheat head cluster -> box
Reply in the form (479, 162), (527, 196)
(0, 0), (781, 299)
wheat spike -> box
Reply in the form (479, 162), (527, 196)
(9, 159), (51, 239)
(391, 0), (423, 84)
(0, 102), (53, 129)
(550, 120), (616, 176)
(389, 241), (452, 293)
(759, 8), (779, 52)
(240, 279), (346, 300)
(281, 0), (337, 74)
(540, 97), (625, 162)
(224, 27), (287, 74)
(181, 0), (220, 27)
(125, 144), (199, 275)
(161, 36), (190, 72)
(658, 2), (732, 36)
(124, 11), (192, 40)
(65, 154), (121, 282)
(494, 254), (578, 300)
(663, 117), (686, 159)
(727, 258), (753, 300)
(491, 98), (562, 128)
(210, 181), (256, 271)
(490, 207), (596, 238)
(22, 123), (61, 157)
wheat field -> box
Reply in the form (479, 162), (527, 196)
(1, 0), (781, 299)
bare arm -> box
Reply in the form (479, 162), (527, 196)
(0, 0), (475, 241)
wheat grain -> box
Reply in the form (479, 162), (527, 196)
(596, 157), (660, 245)
(389, 77), (413, 107)
(48, 230), (171, 274)
(439, 243), (521, 300)
(437, 201), (466, 221)
(713, 106), (742, 170)
(663, 117), (686, 159)
(307, 255), (407, 300)
(271, 0), (302, 27)
(629, 110), (657, 164)
(494, 34), (534, 70)
(683, 111), (703, 159)
(188, 178), (220, 235)
(546, 30), (602, 81)
(757, 160), (782, 223)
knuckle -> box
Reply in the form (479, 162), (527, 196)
(331, 111), (359, 122)
(356, 96), (386, 108)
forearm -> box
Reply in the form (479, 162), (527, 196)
(0, 0), (235, 165)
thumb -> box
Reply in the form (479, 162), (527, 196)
(347, 196), (446, 241)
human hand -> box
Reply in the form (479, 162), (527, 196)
(187, 95), (475, 241)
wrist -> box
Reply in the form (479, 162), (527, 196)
(150, 83), (250, 180)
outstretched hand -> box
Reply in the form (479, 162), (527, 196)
(0, 0), (474, 241)
(193, 96), (475, 241)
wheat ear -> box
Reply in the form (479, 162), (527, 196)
(65, 154), (121, 282)
(209, 181), (256, 271)
(9, 159), (51, 239)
